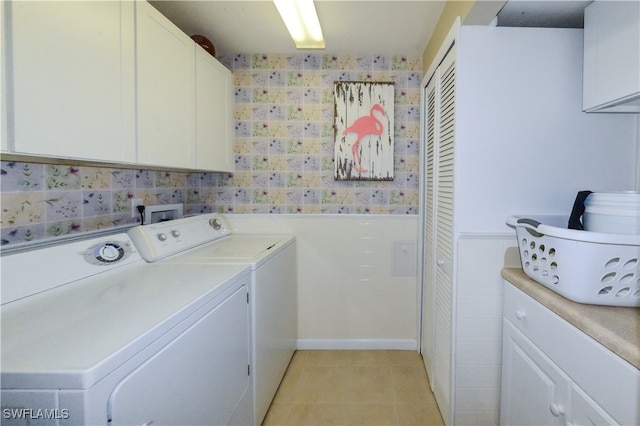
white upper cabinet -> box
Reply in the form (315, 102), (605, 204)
(135, 1), (196, 169)
(7, 1), (136, 162)
(195, 48), (234, 172)
(3, 0), (234, 171)
(583, 0), (640, 112)
(135, 1), (235, 172)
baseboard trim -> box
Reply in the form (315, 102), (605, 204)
(296, 339), (418, 351)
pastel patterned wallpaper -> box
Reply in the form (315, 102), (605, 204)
(0, 162), (219, 245)
(220, 53), (422, 215)
(1, 53), (422, 246)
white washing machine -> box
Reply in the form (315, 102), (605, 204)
(1, 231), (253, 425)
(128, 213), (297, 426)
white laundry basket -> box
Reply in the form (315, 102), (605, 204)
(507, 215), (640, 307)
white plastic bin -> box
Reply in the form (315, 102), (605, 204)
(584, 191), (640, 234)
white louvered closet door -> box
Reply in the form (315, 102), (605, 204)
(421, 74), (437, 385)
(433, 45), (456, 426)
(421, 42), (456, 426)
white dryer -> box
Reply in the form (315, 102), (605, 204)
(1, 231), (252, 425)
(128, 213), (297, 426)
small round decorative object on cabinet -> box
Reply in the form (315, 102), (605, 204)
(191, 34), (216, 57)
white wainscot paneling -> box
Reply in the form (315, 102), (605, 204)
(455, 235), (518, 426)
(456, 364), (502, 389)
(456, 341), (503, 366)
(224, 214), (420, 350)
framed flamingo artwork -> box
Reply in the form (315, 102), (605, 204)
(334, 81), (394, 181)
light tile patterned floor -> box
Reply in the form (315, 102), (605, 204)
(262, 350), (445, 426)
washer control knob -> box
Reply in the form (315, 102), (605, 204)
(84, 241), (130, 265)
(99, 244), (120, 261)
(157, 233), (168, 241)
(89, 242), (127, 264)
(171, 230), (181, 238)
(210, 218), (222, 230)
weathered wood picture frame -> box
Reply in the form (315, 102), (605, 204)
(334, 81), (394, 181)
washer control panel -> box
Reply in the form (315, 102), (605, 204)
(127, 213), (231, 262)
(3, 233), (143, 305)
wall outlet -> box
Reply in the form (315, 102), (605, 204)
(131, 198), (143, 218)
(391, 241), (417, 277)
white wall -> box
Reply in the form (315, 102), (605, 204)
(455, 26), (639, 234)
(225, 214), (420, 350)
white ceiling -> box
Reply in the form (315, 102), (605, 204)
(497, 0), (592, 28)
(149, 0), (447, 57)
(149, 0), (593, 58)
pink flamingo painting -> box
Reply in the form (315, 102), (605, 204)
(342, 104), (386, 173)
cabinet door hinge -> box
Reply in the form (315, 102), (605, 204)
(248, 364), (251, 376)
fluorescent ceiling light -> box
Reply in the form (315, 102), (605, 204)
(274, 0), (325, 49)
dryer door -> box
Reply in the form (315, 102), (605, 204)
(107, 285), (251, 425)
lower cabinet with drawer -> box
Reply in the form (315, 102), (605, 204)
(501, 281), (639, 426)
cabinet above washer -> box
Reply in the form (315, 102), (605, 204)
(2, 0), (235, 172)
(195, 47), (235, 173)
(135, 0), (196, 169)
(6, 1), (136, 163)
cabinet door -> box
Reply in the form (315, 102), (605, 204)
(583, 0), (640, 112)
(8, 1), (135, 162)
(195, 48), (234, 172)
(570, 384), (618, 426)
(136, 1), (195, 169)
(501, 319), (570, 426)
